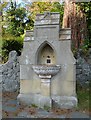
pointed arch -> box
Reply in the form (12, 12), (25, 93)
(35, 41), (56, 65)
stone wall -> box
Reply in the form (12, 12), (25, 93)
(1, 51), (20, 92)
(76, 48), (91, 86)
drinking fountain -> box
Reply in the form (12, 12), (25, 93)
(32, 64), (61, 107)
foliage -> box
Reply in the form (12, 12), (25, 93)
(2, 34), (23, 62)
(0, 36), (2, 56)
(0, 2), (8, 10)
(1, 1), (33, 62)
(5, 1), (31, 36)
(79, 38), (91, 56)
(31, 104), (38, 108)
(28, 2), (64, 26)
(0, 2), (8, 34)
(72, 38), (91, 58)
(44, 105), (50, 111)
(77, 2), (91, 47)
(25, 15), (34, 30)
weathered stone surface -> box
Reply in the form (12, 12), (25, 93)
(17, 93), (52, 108)
(34, 12), (60, 26)
(1, 51), (20, 92)
(87, 48), (91, 64)
(69, 111), (90, 118)
(76, 50), (91, 86)
(18, 111), (31, 118)
(18, 12), (77, 109)
(0, 101), (2, 120)
(52, 96), (77, 109)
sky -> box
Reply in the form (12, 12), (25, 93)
(0, 0), (64, 3)
(1, 0), (90, 4)
(0, 0), (64, 7)
(17, 0), (90, 2)
(17, 0), (63, 3)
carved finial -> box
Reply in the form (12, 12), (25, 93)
(43, 11), (51, 18)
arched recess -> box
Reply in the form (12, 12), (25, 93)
(36, 41), (56, 65)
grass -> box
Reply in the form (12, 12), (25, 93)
(31, 104), (38, 108)
(76, 82), (90, 114)
(44, 105), (51, 111)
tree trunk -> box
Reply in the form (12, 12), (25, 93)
(62, 0), (73, 28)
(62, 0), (87, 48)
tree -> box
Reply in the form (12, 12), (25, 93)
(62, 0), (88, 49)
(27, 2), (64, 26)
(77, 2), (91, 48)
(0, 2), (9, 56)
(1, 1), (28, 62)
(0, 2), (8, 34)
(5, 1), (30, 36)
(62, 0), (70, 28)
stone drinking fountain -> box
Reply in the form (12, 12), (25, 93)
(32, 65), (61, 77)
(32, 65), (61, 107)
(18, 12), (78, 109)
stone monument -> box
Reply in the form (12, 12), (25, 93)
(18, 12), (77, 109)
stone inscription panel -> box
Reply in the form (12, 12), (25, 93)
(35, 27), (58, 39)
(35, 13), (60, 25)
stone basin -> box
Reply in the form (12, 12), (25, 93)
(32, 65), (61, 76)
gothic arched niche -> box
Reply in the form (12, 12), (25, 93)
(37, 43), (56, 65)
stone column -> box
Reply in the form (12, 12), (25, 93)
(39, 75), (51, 97)
(39, 75), (52, 108)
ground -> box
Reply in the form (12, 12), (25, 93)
(2, 91), (91, 119)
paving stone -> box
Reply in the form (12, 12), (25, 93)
(53, 114), (66, 118)
(4, 99), (17, 105)
(0, 101), (2, 119)
(35, 108), (66, 118)
(18, 111), (32, 118)
(2, 92), (90, 118)
(37, 109), (51, 115)
(69, 111), (90, 118)
(2, 105), (18, 112)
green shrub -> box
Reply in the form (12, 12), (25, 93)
(2, 35), (23, 62)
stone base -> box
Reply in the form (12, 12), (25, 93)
(52, 96), (78, 109)
(17, 93), (52, 108)
(17, 94), (77, 109)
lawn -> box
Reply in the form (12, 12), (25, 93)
(76, 82), (90, 115)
